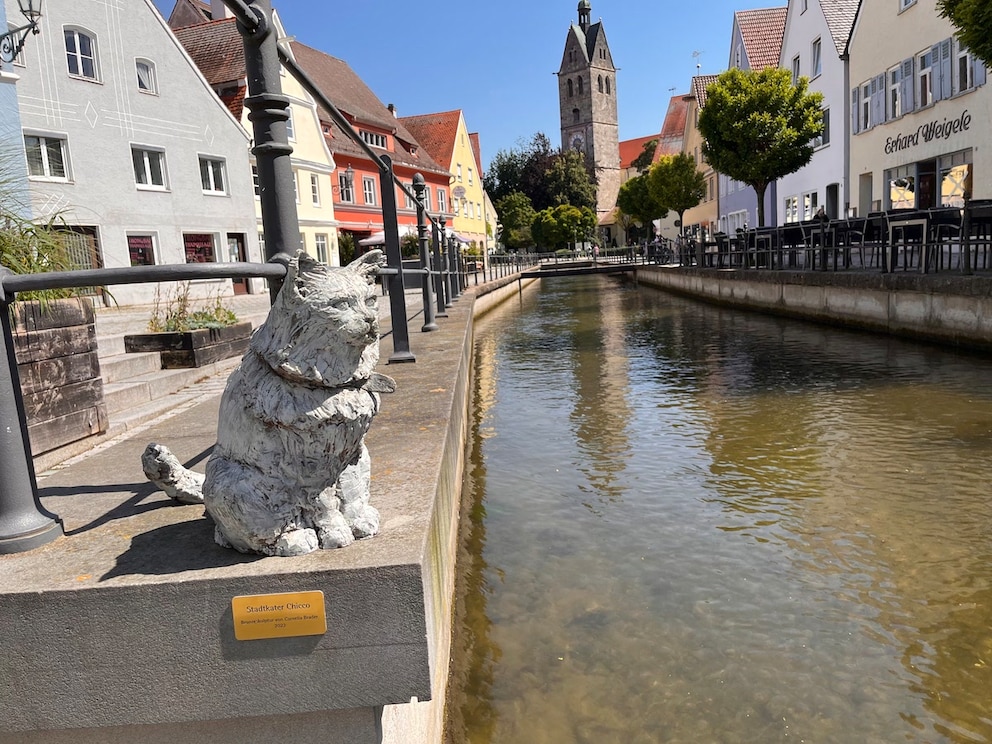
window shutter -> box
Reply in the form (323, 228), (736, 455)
(872, 74), (886, 124)
(975, 59), (987, 88)
(901, 58), (915, 112)
(851, 87), (860, 135)
(938, 39), (952, 100)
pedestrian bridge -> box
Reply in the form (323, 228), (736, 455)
(519, 258), (643, 279)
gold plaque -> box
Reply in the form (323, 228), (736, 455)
(231, 591), (327, 641)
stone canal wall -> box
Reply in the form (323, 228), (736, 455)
(636, 267), (992, 352)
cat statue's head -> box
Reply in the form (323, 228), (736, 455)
(251, 250), (393, 390)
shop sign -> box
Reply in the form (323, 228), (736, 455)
(885, 110), (971, 155)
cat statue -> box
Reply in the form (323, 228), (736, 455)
(142, 249), (395, 556)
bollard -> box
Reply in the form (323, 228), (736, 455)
(413, 175), (437, 332)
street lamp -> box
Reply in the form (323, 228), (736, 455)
(1, 0), (43, 64)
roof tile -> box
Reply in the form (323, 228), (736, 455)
(736, 6), (788, 70)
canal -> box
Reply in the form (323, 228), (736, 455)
(445, 275), (992, 744)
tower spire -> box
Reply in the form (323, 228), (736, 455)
(578, 0), (591, 33)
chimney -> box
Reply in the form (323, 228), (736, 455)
(210, 0), (233, 19)
(387, 103), (397, 118)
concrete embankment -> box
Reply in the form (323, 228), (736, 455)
(0, 275), (537, 744)
(636, 266), (992, 352)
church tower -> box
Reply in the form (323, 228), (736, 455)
(557, 0), (621, 222)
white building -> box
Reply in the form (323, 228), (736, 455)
(848, 1), (989, 215)
(5, 0), (261, 305)
(777, 0), (858, 224)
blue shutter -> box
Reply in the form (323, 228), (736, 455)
(851, 87), (860, 134)
(901, 58), (915, 113)
(872, 74), (886, 124)
(975, 58), (987, 88)
(938, 39), (953, 100)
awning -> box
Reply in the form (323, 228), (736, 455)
(357, 225), (419, 247)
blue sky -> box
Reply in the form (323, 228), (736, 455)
(153, 0), (779, 169)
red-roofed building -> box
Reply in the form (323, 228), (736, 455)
(683, 77), (721, 241)
(287, 44), (452, 250)
(399, 110), (491, 254)
(721, 6), (788, 231)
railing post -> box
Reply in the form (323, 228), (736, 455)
(413, 175), (437, 332)
(0, 287), (63, 554)
(448, 236), (462, 300)
(432, 220), (448, 317)
(233, 0), (299, 301)
(379, 155), (415, 363)
(442, 230), (454, 308)
(962, 195), (973, 276)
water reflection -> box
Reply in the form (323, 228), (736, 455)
(446, 276), (992, 743)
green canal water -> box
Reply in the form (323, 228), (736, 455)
(444, 275), (992, 744)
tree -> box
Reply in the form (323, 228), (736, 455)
(545, 149), (597, 211)
(616, 174), (666, 241)
(530, 204), (596, 251)
(630, 139), (658, 174)
(647, 153), (706, 236)
(495, 191), (536, 251)
(698, 67), (824, 226)
(938, 0), (992, 67)
(484, 148), (527, 205)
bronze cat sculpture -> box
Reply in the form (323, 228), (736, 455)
(142, 250), (394, 556)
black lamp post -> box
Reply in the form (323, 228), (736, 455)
(1, 0), (43, 63)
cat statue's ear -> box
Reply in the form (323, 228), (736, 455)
(348, 249), (384, 284)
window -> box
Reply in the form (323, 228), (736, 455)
(792, 56), (800, 86)
(468, 202), (474, 219)
(861, 82), (871, 130)
(127, 234), (156, 266)
(802, 191), (819, 221)
(258, 232), (265, 254)
(567, 79), (573, 97)
(136, 59), (156, 94)
(811, 38), (822, 78)
(252, 165), (260, 197)
(183, 233), (216, 263)
(199, 157), (226, 194)
(293, 171), (299, 204)
(577, 76), (584, 94)
(938, 150), (972, 208)
(422, 186), (431, 211)
(338, 171), (354, 202)
(918, 48), (934, 107)
(457, 163), (462, 182)
(885, 165), (915, 209)
(438, 189), (447, 213)
(315, 233), (328, 264)
(310, 173), (320, 207)
(362, 176), (376, 205)
(801, 0), (808, 11)
(404, 182), (415, 210)
(573, 108), (580, 123)
(598, 75), (603, 93)
(813, 107), (830, 148)
(900, 0), (916, 9)
(132, 146), (167, 189)
(468, 167), (473, 185)
(606, 77), (611, 95)
(360, 130), (387, 148)
(285, 108), (295, 141)
(64, 28), (98, 80)
(785, 195), (799, 223)
(24, 134), (69, 180)
(888, 65), (902, 118)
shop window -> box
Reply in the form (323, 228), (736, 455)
(184, 233), (216, 263)
(802, 191), (819, 221)
(785, 196), (799, 224)
(885, 165), (916, 210)
(127, 234), (156, 266)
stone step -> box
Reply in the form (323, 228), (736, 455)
(103, 365), (228, 415)
(100, 351), (162, 384)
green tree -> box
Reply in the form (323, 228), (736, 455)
(616, 174), (666, 241)
(630, 139), (658, 174)
(545, 149), (597, 211)
(699, 67), (823, 226)
(495, 191), (536, 251)
(938, 0), (992, 66)
(484, 147), (527, 205)
(647, 153), (707, 236)
(530, 204), (596, 251)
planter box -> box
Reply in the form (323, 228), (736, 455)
(12, 298), (109, 455)
(124, 321), (252, 369)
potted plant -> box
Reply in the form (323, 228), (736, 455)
(123, 282), (252, 368)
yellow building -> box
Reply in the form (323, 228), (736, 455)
(399, 110), (490, 252)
